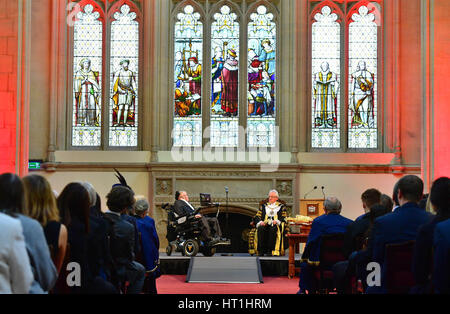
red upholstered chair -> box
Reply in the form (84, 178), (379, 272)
(384, 240), (416, 294)
(313, 233), (346, 294)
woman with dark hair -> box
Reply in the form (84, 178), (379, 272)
(56, 182), (117, 294)
(411, 177), (450, 293)
(0, 173), (57, 294)
(23, 174), (68, 274)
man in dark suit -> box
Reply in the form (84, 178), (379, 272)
(366, 175), (432, 293)
(297, 197), (353, 294)
(433, 219), (450, 293)
(103, 186), (145, 294)
(173, 191), (222, 243)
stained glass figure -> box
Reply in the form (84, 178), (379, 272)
(247, 5), (276, 147)
(210, 5), (239, 147)
(173, 5), (203, 147)
(109, 4), (139, 147)
(311, 5), (341, 148)
(348, 5), (378, 149)
(72, 4), (102, 146)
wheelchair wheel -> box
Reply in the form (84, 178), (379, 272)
(183, 239), (199, 257)
(166, 245), (173, 256)
(202, 246), (216, 257)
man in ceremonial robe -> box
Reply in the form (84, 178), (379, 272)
(74, 58), (100, 126)
(221, 49), (239, 117)
(313, 62), (339, 127)
(111, 60), (137, 126)
(350, 61), (375, 128)
(187, 57), (202, 112)
(254, 190), (287, 257)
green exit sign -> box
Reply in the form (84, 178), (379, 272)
(28, 160), (42, 171)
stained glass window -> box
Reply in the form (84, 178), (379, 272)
(311, 6), (341, 148)
(247, 5), (276, 148)
(210, 5), (239, 147)
(109, 4), (139, 147)
(72, 3), (103, 147)
(173, 5), (203, 147)
(348, 5), (378, 149)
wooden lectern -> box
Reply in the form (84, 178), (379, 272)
(299, 198), (325, 219)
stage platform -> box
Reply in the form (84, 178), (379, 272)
(160, 252), (303, 277)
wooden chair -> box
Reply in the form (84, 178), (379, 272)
(384, 240), (416, 294)
(312, 233), (346, 294)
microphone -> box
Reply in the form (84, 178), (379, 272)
(304, 186), (317, 199)
(321, 186), (326, 199)
(225, 186), (229, 193)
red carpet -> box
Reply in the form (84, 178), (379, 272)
(156, 275), (299, 294)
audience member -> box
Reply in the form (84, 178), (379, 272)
(298, 197), (352, 294)
(58, 182), (117, 294)
(392, 181), (400, 212)
(366, 175), (432, 293)
(0, 173), (57, 294)
(380, 194), (394, 214)
(104, 186), (146, 294)
(433, 219), (450, 293)
(0, 211), (34, 294)
(23, 174), (68, 274)
(134, 198), (160, 294)
(79, 182), (114, 289)
(412, 177), (450, 293)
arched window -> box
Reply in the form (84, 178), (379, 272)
(309, 0), (382, 151)
(70, 0), (141, 148)
(72, 2), (103, 147)
(173, 4), (203, 147)
(210, 4), (240, 148)
(172, 1), (278, 149)
(247, 4), (277, 148)
(109, 3), (140, 147)
(311, 4), (341, 148)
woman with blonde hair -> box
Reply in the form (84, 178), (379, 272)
(23, 174), (67, 274)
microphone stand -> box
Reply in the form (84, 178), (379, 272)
(222, 188), (233, 256)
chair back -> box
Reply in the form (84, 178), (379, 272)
(384, 240), (415, 293)
(319, 233), (346, 269)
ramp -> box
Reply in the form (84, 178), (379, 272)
(186, 256), (263, 284)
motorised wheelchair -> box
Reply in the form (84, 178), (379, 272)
(163, 202), (230, 257)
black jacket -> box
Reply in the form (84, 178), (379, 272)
(103, 212), (135, 267)
(173, 200), (196, 217)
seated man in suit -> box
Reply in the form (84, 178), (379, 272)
(103, 186), (146, 294)
(433, 219), (450, 294)
(254, 190), (287, 257)
(366, 175), (432, 293)
(297, 197), (353, 294)
(173, 191), (223, 244)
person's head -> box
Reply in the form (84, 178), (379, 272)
(178, 191), (189, 202)
(80, 58), (91, 70)
(106, 186), (135, 214)
(392, 181), (400, 207)
(397, 175), (424, 205)
(79, 182), (97, 208)
(120, 59), (130, 70)
(380, 194), (394, 214)
(361, 188), (382, 213)
(261, 39), (271, 49)
(321, 61), (329, 72)
(57, 182), (90, 234)
(188, 57), (198, 67)
(22, 174), (59, 227)
(268, 190), (279, 204)
(358, 60), (366, 70)
(429, 177), (450, 219)
(134, 199), (150, 218)
(0, 173), (24, 216)
(175, 190), (181, 201)
(324, 196), (342, 214)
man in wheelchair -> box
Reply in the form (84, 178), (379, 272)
(164, 191), (230, 257)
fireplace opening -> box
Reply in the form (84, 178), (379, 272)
(212, 212), (254, 254)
